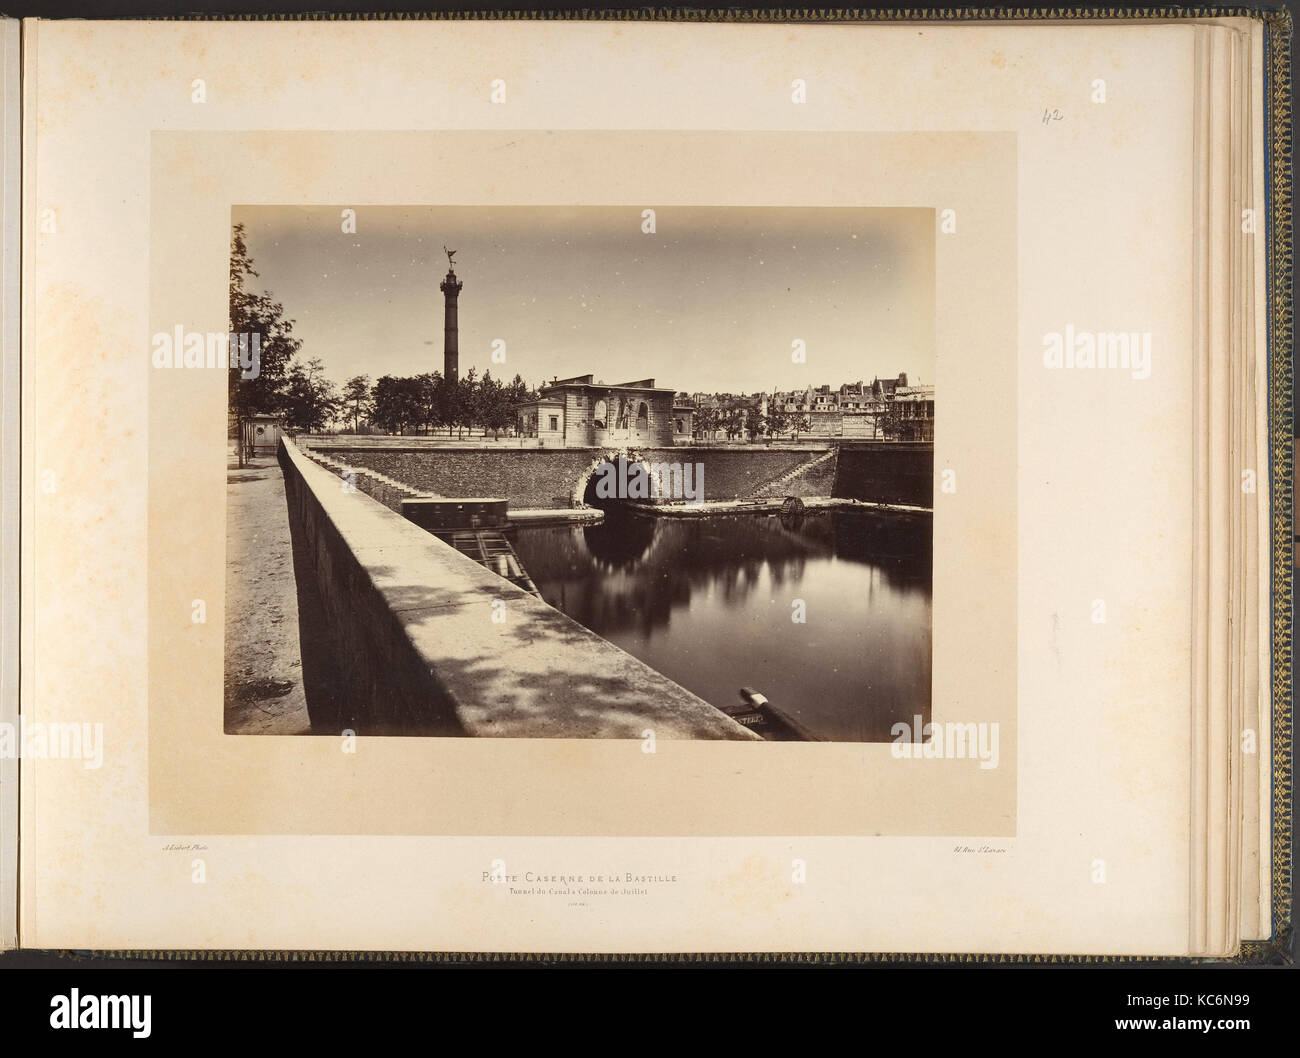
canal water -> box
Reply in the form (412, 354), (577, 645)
(510, 508), (931, 742)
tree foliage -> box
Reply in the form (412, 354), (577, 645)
(341, 375), (373, 434)
(764, 407), (789, 439)
(371, 375), (425, 434)
(229, 223), (303, 464)
(366, 369), (534, 438)
(281, 358), (340, 434)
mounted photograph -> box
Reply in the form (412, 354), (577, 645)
(224, 205), (935, 743)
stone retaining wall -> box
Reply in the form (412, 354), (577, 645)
(300, 440), (932, 509)
(832, 442), (934, 508)
(313, 447), (600, 509)
(635, 448), (828, 501)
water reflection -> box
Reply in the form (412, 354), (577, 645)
(510, 508), (931, 742)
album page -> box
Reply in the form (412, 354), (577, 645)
(14, 17), (1239, 954)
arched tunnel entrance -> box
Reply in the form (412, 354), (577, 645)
(570, 452), (659, 568)
(581, 470), (607, 508)
(576, 452), (654, 510)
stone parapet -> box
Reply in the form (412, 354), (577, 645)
(278, 437), (758, 740)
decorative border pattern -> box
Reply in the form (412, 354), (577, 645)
(50, 3), (1294, 967)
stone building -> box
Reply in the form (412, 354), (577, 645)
(516, 375), (679, 447)
(671, 403), (695, 443)
(768, 373), (934, 440)
(886, 385), (936, 441)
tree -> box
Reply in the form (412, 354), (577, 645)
(724, 405), (748, 441)
(789, 412), (812, 442)
(281, 358), (340, 434)
(694, 406), (720, 441)
(435, 379), (457, 437)
(453, 367), (478, 439)
(467, 368), (488, 436)
(502, 374), (533, 436)
(229, 222), (303, 466)
(764, 407), (789, 440)
(477, 369), (512, 439)
(744, 405), (764, 442)
(341, 375), (373, 434)
(372, 374), (423, 434)
(506, 373), (534, 404)
(415, 372), (443, 435)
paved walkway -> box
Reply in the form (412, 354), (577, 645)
(224, 454), (321, 734)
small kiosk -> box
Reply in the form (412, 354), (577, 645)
(241, 415), (282, 460)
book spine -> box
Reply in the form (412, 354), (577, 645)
(0, 16), (20, 953)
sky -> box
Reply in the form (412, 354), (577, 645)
(232, 205), (934, 395)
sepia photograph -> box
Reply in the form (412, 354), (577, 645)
(222, 205), (935, 742)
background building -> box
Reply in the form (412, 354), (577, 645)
(516, 375), (679, 447)
(684, 373), (934, 442)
